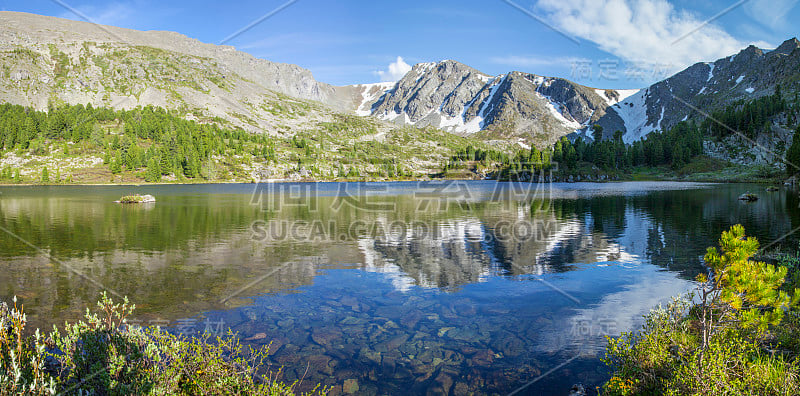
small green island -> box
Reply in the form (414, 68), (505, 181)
(115, 194), (156, 203)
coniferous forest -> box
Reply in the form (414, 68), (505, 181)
(491, 89), (799, 181)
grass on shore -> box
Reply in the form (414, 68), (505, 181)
(627, 156), (787, 183)
(0, 293), (325, 395)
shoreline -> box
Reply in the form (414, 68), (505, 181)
(0, 178), (742, 188)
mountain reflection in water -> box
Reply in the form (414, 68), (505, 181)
(1, 181), (797, 394)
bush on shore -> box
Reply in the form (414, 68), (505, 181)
(603, 225), (800, 396)
(0, 293), (325, 395)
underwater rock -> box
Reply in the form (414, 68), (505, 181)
(377, 334), (409, 352)
(401, 311), (423, 329)
(432, 372), (454, 395)
(343, 378), (359, 394)
(277, 319), (294, 328)
(491, 332), (526, 357)
(311, 327), (342, 347)
(306, 354), (334, 376)
(469, 349), (494, 366)
(453, 382), (470, 394)
(339, 316), (367, 326)
(244, 332), (267, 341)
(359, 347), (381, 364)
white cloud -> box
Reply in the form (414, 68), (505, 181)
(375, 56), (412, 82)
(534, 0), (762, 74)
(744, 0), (799, 31)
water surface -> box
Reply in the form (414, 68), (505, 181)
(0, 181), (796, 394)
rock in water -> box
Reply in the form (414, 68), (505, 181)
(115, 194), (156, 203)
(738, 193), (758, 202)
(568, 383), (587, 396)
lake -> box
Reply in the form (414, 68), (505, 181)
(0, 181), (797, 395)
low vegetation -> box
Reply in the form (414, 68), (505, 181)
(0, 293), (325, 395)
(602, 225), (800, 395)
(0, 103), (511, 184)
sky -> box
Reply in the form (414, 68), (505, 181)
(2, 0), (799, 89)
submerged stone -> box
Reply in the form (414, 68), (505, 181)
(343, 378), (359, 394)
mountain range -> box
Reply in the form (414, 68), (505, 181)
(1, 11), (799, 151)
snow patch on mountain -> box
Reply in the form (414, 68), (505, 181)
(413, 63), (437, 82)
(595, 89), (640, 106)
(735, 75), (745, 85)
(610, 89), (663, 143)
(354, 82), (396, 116)
(437, 75), (507, 134)
(480, 75), (506, 118)
(539, 92), (582, 130)
(437, 111), (484, 134)
(745, 87), (755, 93)
(707, 63), (715, 81)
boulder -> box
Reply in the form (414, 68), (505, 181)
(115, 194), (156, 203)
(738, 193), (758, 202)
(568, 383), (587, 396)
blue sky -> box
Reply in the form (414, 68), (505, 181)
(3, 0), (799, 89)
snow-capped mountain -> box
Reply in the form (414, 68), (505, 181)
(351, 60), (638, 147)
(587, 38), (800, 143)
(354, 38), (800, 147)
(3, 10), (798, 149)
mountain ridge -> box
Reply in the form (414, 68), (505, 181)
(1, 11), (798, 153)
(352, 59), (639, 147)
(0, 11), (338, 104)
(585, 37), (800, 143)
(358, 39), (800, 148)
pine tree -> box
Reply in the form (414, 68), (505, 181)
(592, 124), (604, 143)
(553, 139), (563, 165)
(697, 225), (797, 348)
(183, 148), (200, 178)
(145, 158), (161, 183)
(110, 150), (122, 174)
(159, 147), (173, 175)
(41, 167), (49, 183)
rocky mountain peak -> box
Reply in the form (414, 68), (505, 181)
(736, 45), (765, 62)
(361, 59), (629, 147)
(774, 38), (800, 55)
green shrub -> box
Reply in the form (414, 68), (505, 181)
(603, 226), (800, 396)
(0, 297), (57, 395)
(0, 293), (325, 395)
